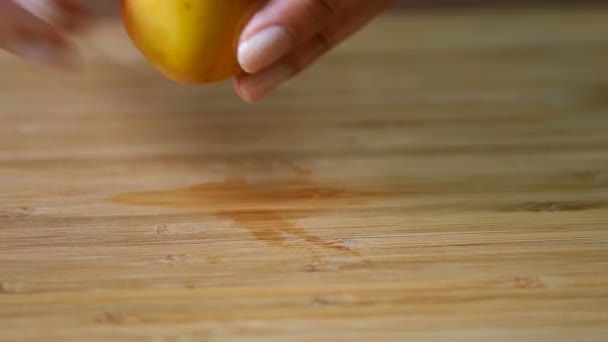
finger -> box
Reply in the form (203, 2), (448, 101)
(237, 0), (349, 74)
(0, 0), (82, 68)
(0, 1), (51, 34)
(235, 1), (393, 103)
(53, 0), (91, 31)
(77, 1), (121, 17)
(16, 0), (90, 32)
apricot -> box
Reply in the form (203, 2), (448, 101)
(121, 0), (256, 84)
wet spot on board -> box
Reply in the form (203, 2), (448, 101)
(109, 175), (379, 255)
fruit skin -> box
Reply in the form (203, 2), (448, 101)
(121, 0), (256, 84)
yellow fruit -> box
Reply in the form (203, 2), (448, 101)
(121, 0), (256, 84)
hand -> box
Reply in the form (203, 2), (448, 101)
(0, 0), (88, 68)
(234, 0), (395, 102)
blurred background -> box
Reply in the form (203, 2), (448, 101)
(88, 0), (606, 14)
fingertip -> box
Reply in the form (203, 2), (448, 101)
(233, 77), (258, 104)
(235, 64), (294, 103)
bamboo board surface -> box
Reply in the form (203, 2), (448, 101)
(1, 6), (608, 342)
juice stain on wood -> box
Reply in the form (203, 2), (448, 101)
(110, 175), (377, 254)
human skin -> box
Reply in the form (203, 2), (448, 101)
(0, 0), (394, 102)
(0, 0), (88, 68)
(234, 0), (395, 102)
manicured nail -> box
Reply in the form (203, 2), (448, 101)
(236, 64), (294, 102)
(238, 26), (292, 74)
(4, 37), (77, 68)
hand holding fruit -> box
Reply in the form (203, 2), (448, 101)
(1, 0), (395, 103)
(234, 0), (395, 102)
(122, 0), (394, 102)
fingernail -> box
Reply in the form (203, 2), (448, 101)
(238, 26), (292, 74)
(4, 38), (77, 68)
(237, 64), (294, 103)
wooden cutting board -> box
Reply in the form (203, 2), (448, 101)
(1, 6), (608, 341)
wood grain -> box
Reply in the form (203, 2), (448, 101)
(1, 6), (608, 342)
